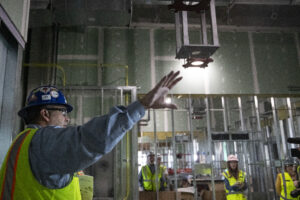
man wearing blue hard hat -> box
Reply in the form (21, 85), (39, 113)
(18, 86), (73, 127)
(0, 71), (182, 200)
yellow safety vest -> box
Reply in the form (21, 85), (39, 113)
(141, 165), (162, 191)
(160, 165), (167, 188)
(0, 128), (81, 200)
(296, 166), (300, 200)
(279, 172), (297, 200)
(297, 166), (300, 181)
(222, 170), (246, 200)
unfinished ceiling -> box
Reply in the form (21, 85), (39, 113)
(133, 3), (300, 27)
(29, 0), (300, 28)
(29, 0), (132, 27)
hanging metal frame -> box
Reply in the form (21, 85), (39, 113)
(171, 0), (219, 59)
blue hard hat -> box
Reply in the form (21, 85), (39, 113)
(18, 86), (73, 119)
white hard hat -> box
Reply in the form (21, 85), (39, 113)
(147, 152), (162, 157)
(147, 152), (155, 157)
(227, 154), (238, 162)
(284, 158), (296, 166)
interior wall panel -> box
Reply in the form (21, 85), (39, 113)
(0, 31), (19, 165)
(56, 27), (300, 95)
(253, 32), (300, 94)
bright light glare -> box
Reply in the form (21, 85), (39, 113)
(191, 61), (204, 65)
(165, 97), (172, 104)
(182, 1), (198, 5)
(180, 67), (207, 81)
(194, 153), (198, 161)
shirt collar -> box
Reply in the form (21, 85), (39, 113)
(26, 124), (42, 129)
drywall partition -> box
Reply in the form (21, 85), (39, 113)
(0, 0), (30, 41)
(0, 30), (20, 165)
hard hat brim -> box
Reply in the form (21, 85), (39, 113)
(18, 103), (73, 119)
(227, 159), (239, 162)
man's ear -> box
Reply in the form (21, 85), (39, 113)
(40, 109), (50, 122)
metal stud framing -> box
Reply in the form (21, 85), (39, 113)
(143, 95), (300, 200)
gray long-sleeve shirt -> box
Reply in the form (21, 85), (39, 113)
(28, 101), (145, 189)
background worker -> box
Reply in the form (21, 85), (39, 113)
(296, 148), (300, 183)
(222, 154), (247, 200)
(0, 71), (182, 199)
(157, 153), (168, 190)
(275, 158), (299, 200)
(139, 152), (167, 191)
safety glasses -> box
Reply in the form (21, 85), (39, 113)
(45, 107), (68, 117)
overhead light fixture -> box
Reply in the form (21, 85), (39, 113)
(191, 60), (204, 65)
(166, 0), (219, 69)
(183, 57), (213, 68)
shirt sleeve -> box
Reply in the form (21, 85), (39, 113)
(276, 173), (281, 195)
(223, 172), (239, 192)
(224, 178), (237, 191)
(241, 172), (247, 191)
(241, 179), (247, 191)
(29, 101), (145, 187)
(138, 169), (144, 189)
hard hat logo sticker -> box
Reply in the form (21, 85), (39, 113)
(40, 87), (51, 94)
(51, 91), (59, 98)
(42, 95), (51, 101)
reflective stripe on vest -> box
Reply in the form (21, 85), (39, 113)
(141, 165), (162, 191)
(0, 128), (81, 200)
(142, 166), (152, 183)
(0, 130), (31, 200)
(226, 191), (244, 196)
(160, 166), (167, 188)
(142, 166), (153, 191)
(280, 195), (296, 200)
(222, 170), (246, 200)
(279, 172), (297, 200)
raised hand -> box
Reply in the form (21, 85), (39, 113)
(139, 71), (182, 109)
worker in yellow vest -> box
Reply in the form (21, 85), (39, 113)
(138, 152), (167, 191)
(276, 158), (299, 200)
(222, 154), (247, 200)
(295, 161), (300, 199)
(0, 71), (182, 199)
(157, 153), (168, 189)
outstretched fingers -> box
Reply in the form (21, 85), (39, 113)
(164, 71), (181, 88)
(153, 75), (168, 91)
(167, 76), (182, 90)
(162, 71), (175, 87)
(140, 70), (183, 110)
